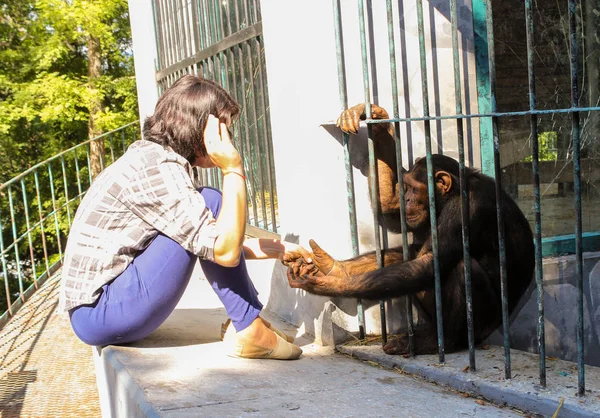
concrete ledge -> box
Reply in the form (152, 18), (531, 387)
(337, 343), (600, 418)
(93, 346), (161, 418)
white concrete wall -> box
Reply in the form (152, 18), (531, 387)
(127, 0), (160, 129)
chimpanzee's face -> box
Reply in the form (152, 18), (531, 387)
(403, 172), (430, 231)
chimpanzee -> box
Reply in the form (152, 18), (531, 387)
(285, 103), (535, 355)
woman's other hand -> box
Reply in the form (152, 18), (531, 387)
(204, 114), (242, 173)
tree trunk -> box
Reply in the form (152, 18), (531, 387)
(88, 34), (104, 179)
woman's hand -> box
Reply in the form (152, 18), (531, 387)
(243, 238), (312, 263)
(204, 114), (242, 173)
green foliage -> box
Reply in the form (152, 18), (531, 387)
(0, 0), (138, 184)
(524, 132), (559, 162)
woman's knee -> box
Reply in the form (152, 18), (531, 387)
(199, 186), (223, 217)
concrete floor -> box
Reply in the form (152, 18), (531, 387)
(0, 274), (101, 417)
(98, 310), (525, 418)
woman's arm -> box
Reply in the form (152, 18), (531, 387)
(243, 238), (312, 262)
(204, 115), (247, 267)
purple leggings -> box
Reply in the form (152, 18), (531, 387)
(69, 187), (263, 346)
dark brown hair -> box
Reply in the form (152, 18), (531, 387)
(143, 74), (240, 163)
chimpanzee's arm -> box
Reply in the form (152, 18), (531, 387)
(338, 103), (401, 220)
(288, 252), (435, 299)
(287, 239), (406, 278)
(337, 248), (405, 276)
(288, 198), (466, 299)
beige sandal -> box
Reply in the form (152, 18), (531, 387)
(229, 332), (302, 360)
(221, 318), (295, 343)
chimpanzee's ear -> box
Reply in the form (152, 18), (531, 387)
(435, 171), (452, 195)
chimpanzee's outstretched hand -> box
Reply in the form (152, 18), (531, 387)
(287, 263), (322, 294)
(286, 259), (351, 297)
(308, 239), (348, 278)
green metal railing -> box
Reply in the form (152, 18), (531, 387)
(0, 122), (140, 328)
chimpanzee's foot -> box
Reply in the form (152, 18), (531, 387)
(382, 329), (443, 355)
(383, 334), (410, 355)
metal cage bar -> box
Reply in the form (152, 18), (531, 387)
(568, 0), (585, 397)
(385, 0), (414, 355)
(484, 0), (511, 379)
(333, 0), (365, 339)
(357, 0), (387, 344)
(524, 0), (546, 387)
(20, 178), (38, 290)
(416, 0), (445, 363)
(450, 0), (475, 371)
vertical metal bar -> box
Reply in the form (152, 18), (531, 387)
(20, 178), (38, 287)
(181, 0), (192, 59)
(525, 0), (545, 387)
(34, 170), (50, 274)
(233, 0), (241, 33)
(357, 0), (387, 343)
(7, 185), (24, 300)
(568, 0), (585, 397)
(47, 163), (63, 259)
(108, 133), (115, 164)
(207, 0), (217, 46)
(416, 0), (444, 362)
(228, 49), (245, 166)
(223, 0), (232, 36)
(0, 212), (11, 313)
(221, 48), (231, 91)
(228, 49), (252, 225)
(198, 0), (207, 50)
(86, 144), (93, 186)
(190, 0), (202, 54)
(237, 43), (259, 226)
(333, 0), (364, 338)
(73, 149), (83, 203)
(152, 0), (166, 71)
(450, 0), (475, 370)
(122, 129), (127, 155)
(471, 0), (494, 176)
(60, 155), (72, 226)
(214, 0), (223, 42)
(162, 0), (174, 67)
(385, 0), (413, 354)
(258, 39), (279, 232)
(244, 40), (268, 229)
(484, 0), (511, 379)
(171, 0), (183, 62)
(253, 38), (276, 232)
(99, 139), (105, 172)
(242, 0), (251, 28)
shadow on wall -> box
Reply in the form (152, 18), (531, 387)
(486, 252), (600, 367)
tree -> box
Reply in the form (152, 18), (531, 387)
(0, 0), (138, 183)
